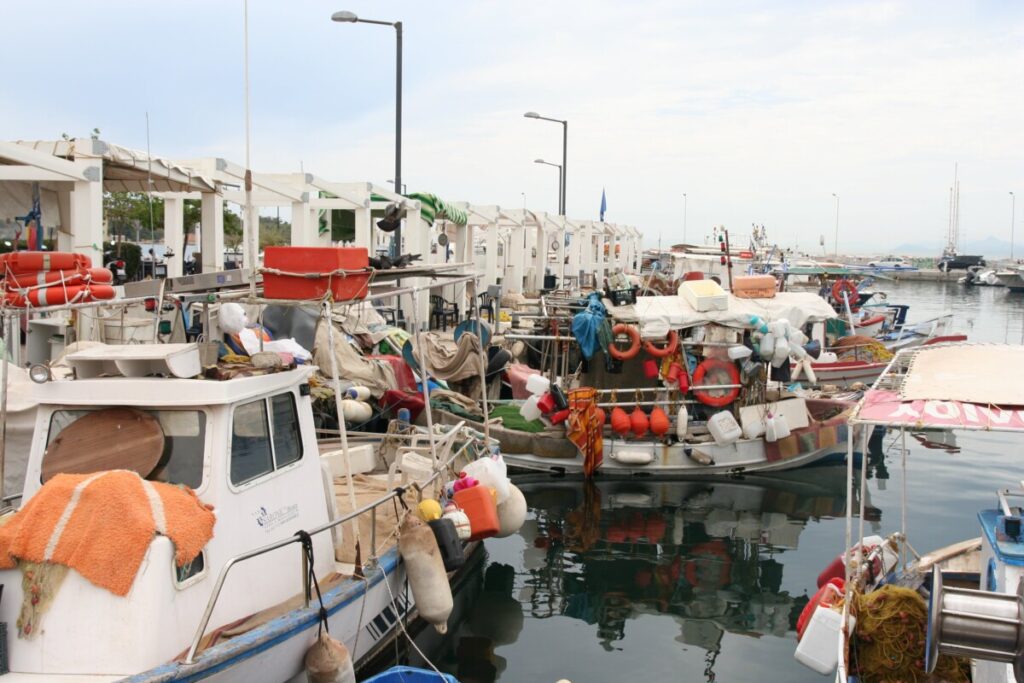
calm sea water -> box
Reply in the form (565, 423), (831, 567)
(387, 280), (1024, 683)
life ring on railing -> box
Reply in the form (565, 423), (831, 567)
(608, 323), (641, 360)
(692, 358), (741, 408)
(830, 278), (859, 310)
(643, 330), (679, 358)
(684, 540), (732, 588)
(4, 284), (115, 308)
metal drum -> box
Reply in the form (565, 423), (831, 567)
(927, 566), (1024, 681)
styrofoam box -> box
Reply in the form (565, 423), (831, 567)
(679, 279), (729, 312)
(739, 398), (810, 439)
(794, 605), (855, 675)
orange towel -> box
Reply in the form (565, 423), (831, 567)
(567, 387), (603, 478)
(0, 470), (215, 596)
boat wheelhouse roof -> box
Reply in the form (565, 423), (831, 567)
(850, 343), (1024, 432)
(32, 364), (315, 408)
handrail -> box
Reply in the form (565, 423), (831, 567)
(184, 422), (472, 664)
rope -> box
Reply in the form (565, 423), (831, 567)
(295, 530), (330, 637)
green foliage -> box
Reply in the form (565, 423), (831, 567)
(107, 192), (242, 247)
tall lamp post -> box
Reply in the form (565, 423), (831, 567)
(332, 10), (403, 255)
(832, 193), (840, 259)
(524, 112), (567, 215)
(1011, 191), (1017, 262)
(534, 159), (563, 214)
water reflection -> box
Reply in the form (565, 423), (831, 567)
(515, 471), (857, 661)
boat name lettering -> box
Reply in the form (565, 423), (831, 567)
(252, 504), (299, 531)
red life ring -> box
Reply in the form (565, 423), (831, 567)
(643, 330), (678, 358)
(608, 323), (641, 361)
(692, 358), (741, 407)
(0, 251), (92, 275)
(5, 284), (115, 308)
(684, 540), (732, 588)
(3, 267), (113, 288)
(831, 279), (859, 309)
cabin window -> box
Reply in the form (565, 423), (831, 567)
(44, 409), (207, 489)
(175, 550), (206, 585)
(230, 392), (304, 487)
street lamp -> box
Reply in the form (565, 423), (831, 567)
(524, 111), (567, 215)
(387, 179), (407, 194)
(1011, 191), (1017, 261)
(332, 10), (403, 256)
(534, 159), (562, 214)
(832, 193), (840, 259)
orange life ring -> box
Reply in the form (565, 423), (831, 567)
(684, 540), (732, 588)
(5, 284), (115, 308)
(692, 358), (741, 408)
(3, 267), (113, 288)
(0, 251), (92, 275)
(608, 323), (641, 360)
(643, 330), (679, 358)
(831, 279), (859, 309)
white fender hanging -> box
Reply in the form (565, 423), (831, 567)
(304, 632), (356, 683)
(495, 484), (527, 538)
(398, 514), (453, 634)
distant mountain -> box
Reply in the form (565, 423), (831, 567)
(884, 236), (1014, 258)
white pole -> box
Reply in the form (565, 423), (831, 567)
(243, 0), (257, 295)
(323, 302), (360, 550)
(0, 315), (9, 503)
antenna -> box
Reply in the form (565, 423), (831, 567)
(145, 111), (157, 275)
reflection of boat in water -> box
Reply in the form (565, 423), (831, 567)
(513, 470), (867, 657)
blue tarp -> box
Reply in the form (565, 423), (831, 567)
(572, 293), (612, 361)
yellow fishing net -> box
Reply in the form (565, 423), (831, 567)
(833, 335), (894, 363)
(844, 585), (969, 683)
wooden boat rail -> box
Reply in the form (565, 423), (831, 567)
(182, 422), (473, 664)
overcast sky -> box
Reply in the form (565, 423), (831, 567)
(3, 1), (1022, 253)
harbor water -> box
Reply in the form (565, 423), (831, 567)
(378, 280), (1024, 682)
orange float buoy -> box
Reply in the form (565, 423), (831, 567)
(595, 407), (607, 427)
(649, 407), (670, 437)
(630, 406), (649, 437)
(610, 406), (630, 435)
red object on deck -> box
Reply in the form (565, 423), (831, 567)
(797, 577), (845, 640)
(453, 486), (500, 541)
(683, 271), (704, 281)
(379, 390), (425, 421)
(263, 247), (370, 301)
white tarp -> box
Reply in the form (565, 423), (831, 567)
(901, 344), (1024, 405)
(610, 291), (837, 339)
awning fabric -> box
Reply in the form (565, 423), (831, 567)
(372, 191), (467, 226)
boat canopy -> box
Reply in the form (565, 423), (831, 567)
(850, 344), (1024, 432)
(611, 291), (837, 338)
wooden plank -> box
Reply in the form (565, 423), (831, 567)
(42, 408), (164, 482)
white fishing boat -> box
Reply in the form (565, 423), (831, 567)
(0, 339), (497, 682)
(794, 343), (1024, 681)
(995, 265), (1024, 292)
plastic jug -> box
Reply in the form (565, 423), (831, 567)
(759, 332), (776, 360)
(728, 345), (752, 360)
(519, 395), (542, 421)
(453, 486), (500, 541)
(525, 374), (551, 396)
(428, 518), (465, 572)
(765, 413), (791, 443)
(707, 411), (742, 445)
(462, 456), (510, 504)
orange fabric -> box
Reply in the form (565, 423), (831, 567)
(567, 388), (603, 477)
(0, 471), (215, 596)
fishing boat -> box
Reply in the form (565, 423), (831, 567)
(0, 341), (498, 681)
(794, 343), (1024, 681)
(995, 264), (1024, 292)
(959, 266), (1003, 287)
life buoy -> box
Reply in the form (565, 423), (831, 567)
(830, 279), (859, 309)
(3, 267), (113, 288)
(855, 314), (886, 328)
(643, 330), (679, 358)
(608, 323), (641, 360)
(684, 540), (732, 588)
(0, 251), (92, 275)
(5, 284), (115, 308)
(692, 358), (741, 408)
(739, 250), (755, 259)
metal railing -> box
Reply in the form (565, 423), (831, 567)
(184, 423), (475, 664)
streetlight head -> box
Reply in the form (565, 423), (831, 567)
(331, 10), (358, 22)
(534, 158), (545, 164)
(524, 111), (540, 119)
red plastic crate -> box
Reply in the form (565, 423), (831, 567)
(262, 247), (370, 301)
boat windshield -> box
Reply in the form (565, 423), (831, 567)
(44, 409), (207, 489)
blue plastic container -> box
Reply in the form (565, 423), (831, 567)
(361, 665), (459, 682)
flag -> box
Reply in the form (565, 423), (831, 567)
(599, 188), (607, 222)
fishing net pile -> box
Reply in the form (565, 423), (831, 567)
(846, 585), (969, 683)
(833, 335), (894, 363)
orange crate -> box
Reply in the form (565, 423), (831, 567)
(453, 486), (500, 541)
(263, 247), (370, 301)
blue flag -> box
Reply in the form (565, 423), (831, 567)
(599, 188), (607, 222)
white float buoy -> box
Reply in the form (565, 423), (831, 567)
(304, 631), (356, 683)
(398, 514), (453, 633)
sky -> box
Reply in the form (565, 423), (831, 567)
(2, 0), (1023, 254)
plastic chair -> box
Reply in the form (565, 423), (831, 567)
(430, 295), (459, 330)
